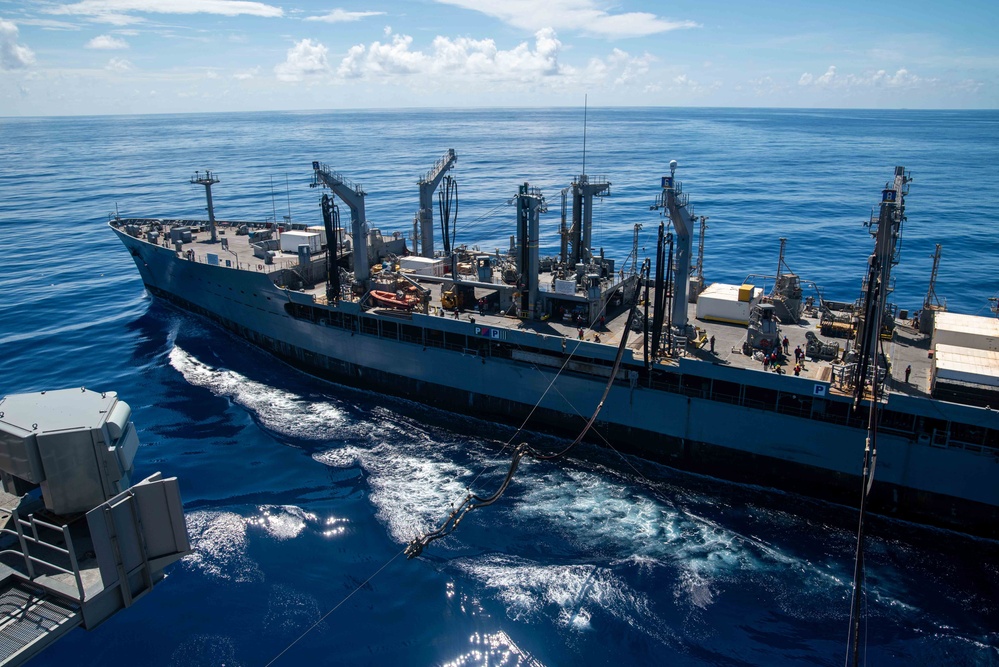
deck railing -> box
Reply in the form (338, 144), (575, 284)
(0, 510), (85, 601)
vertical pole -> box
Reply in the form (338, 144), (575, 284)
(13, 512), (35, 579)
(63, 525), (86, 600)
(204, 183), (217, 243)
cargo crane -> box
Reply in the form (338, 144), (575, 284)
(919, 243), (946, 333)
(560, 174), (610, 267)
(417, 149), (457, 258)
(651, 160), (696, 340)
(845, 166), (911, 667)
(514, 183), (546, 317)
(311, 161), (370, 291)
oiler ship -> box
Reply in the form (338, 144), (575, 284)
(111, 152), (999, 537)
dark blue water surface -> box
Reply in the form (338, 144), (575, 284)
(2, 108), (998, 666)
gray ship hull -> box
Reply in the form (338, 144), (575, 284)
(114, 226), (999, 537)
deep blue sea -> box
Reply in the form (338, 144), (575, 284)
(2, 107), (999, 666)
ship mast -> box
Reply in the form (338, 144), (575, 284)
(923, 243), (942, 310)
(696, 216), (709, 284)
(190, 170), (220, 243)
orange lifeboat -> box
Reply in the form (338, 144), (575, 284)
(370, 290), (413, 309)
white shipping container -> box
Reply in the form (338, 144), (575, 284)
(933, 311), (999, 352)
(279, 230), (321, 254)
(933, 343), (999, 388)
(399, 255), (445, 277)
(695, 283), (761, 325)
(554, 279), (576, 295)
(307, 225), (327, 246)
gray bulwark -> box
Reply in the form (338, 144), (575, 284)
(0, 388), (190, 666)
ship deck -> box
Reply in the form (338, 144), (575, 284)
(117, 216), (935, 402)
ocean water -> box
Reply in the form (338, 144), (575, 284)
(1, 107), (998, 666)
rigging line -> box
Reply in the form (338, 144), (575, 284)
(442, 287), (626, 508)
(405, 262), (648, 558)
(538, 367), (811, 558)
(410, 249), (642, 556)
(464, 199), (510, 227)
(265, 548), (407, 666)
(541, 378), (655, 485)
(846, 282), (887, 667)
(490, 269), (623, 445)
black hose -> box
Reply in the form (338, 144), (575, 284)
(405, 261), (649, 559)
(438, 176), (458, 255)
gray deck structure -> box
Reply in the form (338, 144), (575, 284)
(130, 218), (937, 399)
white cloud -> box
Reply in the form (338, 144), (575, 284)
(48, 0), (283, 24)
(14, 18), (81, 31)
(336, 29), (568, 83)
(604, 47), (655, 86)
(86, 34), (129, 49)
(799, 65), (927, 90)
(434, 0), (697, 38)
(234, 66), (260, 80)
(748, 76), (785, 97)
(275, 39), (330, 82)
(955, 78), (983, 94)
(871, 68), (921, 87)
(0, 18), (35, 69)
(275, 28), (667, 96)
(106, 56), (132, 71)
(306, 9), (386, 23)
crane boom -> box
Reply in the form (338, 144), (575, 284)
(652, 161), (695, 334)
(311, 161), (370, 290)
(418, 149), (457, 258)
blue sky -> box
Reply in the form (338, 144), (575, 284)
(1, 0), (996, 115)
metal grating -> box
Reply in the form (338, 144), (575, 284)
(0, 582), (80, 663)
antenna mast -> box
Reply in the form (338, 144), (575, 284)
(270, 176), (278, 224)
(776, 237), (786, 281)
(582, 94), (587, 176)
(190, 170), (220, 243)
(697, 216), (709, 283)
(923, 244), (942, 310)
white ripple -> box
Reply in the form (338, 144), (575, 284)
(454, 553), (668, 642)
(168, 634), (244, 667)
(168, 345), (345, 440)
(513, 466), (811, 610)
(248, 504), (318, 541)
(183, 510), (263, 583)
(315, 439), (474, 545)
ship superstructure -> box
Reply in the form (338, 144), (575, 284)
(110, 156), (999, 537)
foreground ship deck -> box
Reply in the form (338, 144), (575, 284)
(110, 161), (999, 538)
